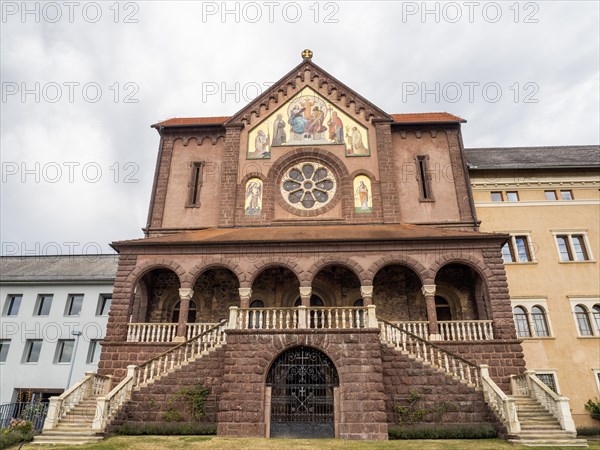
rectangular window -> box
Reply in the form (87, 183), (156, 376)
(187, 161), (204, 207)
(23, 340), (42, 363)
(572, 235), (589, 261)
(545, 190), (557, 200)
(555, 233), (591, 262)
(87, 340), (102, 364)
(503, 234), (535, 264)
(65, 294), (84, 316)
(514, 236), (532, 262)
(97, 294), (112, 316)
(506, 191), (519, 202)
(501, 242), (515, 263)
(536, 373), (558, 393)
(595, 370), (600, 394)
(35, 295), (53, 316)
(514, 314), (531, 337)
(491, 191), (503, 202)
(560, 190), (573, 200)
(556, 236), (572, 261)
(55, 339), (75, 363)
(3, 295), (22, 316)
(416, 155), (433, 201)
(0, 340), (10, 363)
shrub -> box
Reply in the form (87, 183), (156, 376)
(114, 422), (216, 436)
(585, 399), (600, 421)
(0, 430), (34, 449)
(388, 423), (498, 439)
(577, 426), (600, 436)
(8, 418), (33, 434)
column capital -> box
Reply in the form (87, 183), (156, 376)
(178, 288), (194, 300)
(238, 287), (252, 300)
(421, 284), (436, 296)
(299, 287), (312, 298)
(360, 285), (374, 297)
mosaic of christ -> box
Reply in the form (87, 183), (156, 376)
(247, 87), (370, 159)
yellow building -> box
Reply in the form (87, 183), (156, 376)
(467, 145), (600, 426)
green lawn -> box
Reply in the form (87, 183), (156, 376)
(22, 436), (600, 450)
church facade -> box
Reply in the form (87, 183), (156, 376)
(40, 52), (581, 443)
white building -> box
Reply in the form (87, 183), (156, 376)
(0, 255), (117, 404)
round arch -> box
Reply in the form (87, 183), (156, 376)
(189, 259), (244, 288)
(368, 256), (428, 285)
(306, 257), (367, 286)
(265, 345), (340, 438)
(249, 259), (303, 287)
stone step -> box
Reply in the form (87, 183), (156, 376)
(42, 430), (99, 436)
(56, 421), (94, 427)
(508, 438), (587, 447)
(33, 434), (104, 445)
(521, 425), (563, 431)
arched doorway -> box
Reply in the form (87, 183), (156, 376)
(267, 346), (339, 438)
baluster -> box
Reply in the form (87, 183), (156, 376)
(450, 358), (457, 377)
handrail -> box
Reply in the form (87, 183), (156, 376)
(43, 372), (111, 430)
(138, 319), (227, 368)
(380, 318), (521, 435)
(511, 371), (576, 432)
(481, 366), (521, 434)
(91, 320), (228, 432)
(92, 368), (135, 431)
(379, 318), (480, 369)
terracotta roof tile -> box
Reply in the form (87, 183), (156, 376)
(391, 112), (466, 123)
(113, 224), (503, 248)
(151, 113), (465, 129)
(151, 116), (230, 128)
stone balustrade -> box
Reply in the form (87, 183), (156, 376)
(230, 305), (377, 330)
(126, 323), (218, 342)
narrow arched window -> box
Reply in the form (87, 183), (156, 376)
(531, 306), (549, 337)
(513, 306), (531, 337)
(435, 296), (452, 321)
(593, 305), (600, 334)
(171, 300), (197, 323)
(575, 305), (593, 336)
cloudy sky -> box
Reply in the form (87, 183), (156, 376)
(1, 1), (599, 255)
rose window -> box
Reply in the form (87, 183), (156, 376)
(280, 162), (336, 210)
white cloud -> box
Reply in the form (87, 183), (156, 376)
(1, 0), (598, 254)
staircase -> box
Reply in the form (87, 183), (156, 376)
(378, 319), (586, 447)
(33, 395), (104, 445)
(36, 320), (227, 444)
(507, 396), (582, 446)
(36, 313), (584, 446)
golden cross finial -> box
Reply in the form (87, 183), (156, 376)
(301, 49), (313, 60)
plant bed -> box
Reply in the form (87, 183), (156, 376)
(389, 423), (498, 440)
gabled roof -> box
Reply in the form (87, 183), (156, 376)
(113, 224), (504, 248)
(465, 145), (600, 169)
(223, 58), (394, 126)
(0, 255), (118, 283)
(151, 112), (465, 129)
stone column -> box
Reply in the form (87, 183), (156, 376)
(422, 284), (440, 339)
(238, 288), (252, 309)
(299, 286), (312, 306)
(175, 288), (194, 341)
(360, 285), (374, 305)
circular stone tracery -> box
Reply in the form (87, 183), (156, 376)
(280, 162), (337, 211)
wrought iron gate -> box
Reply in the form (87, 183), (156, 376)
(267, 346), (339, 438)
